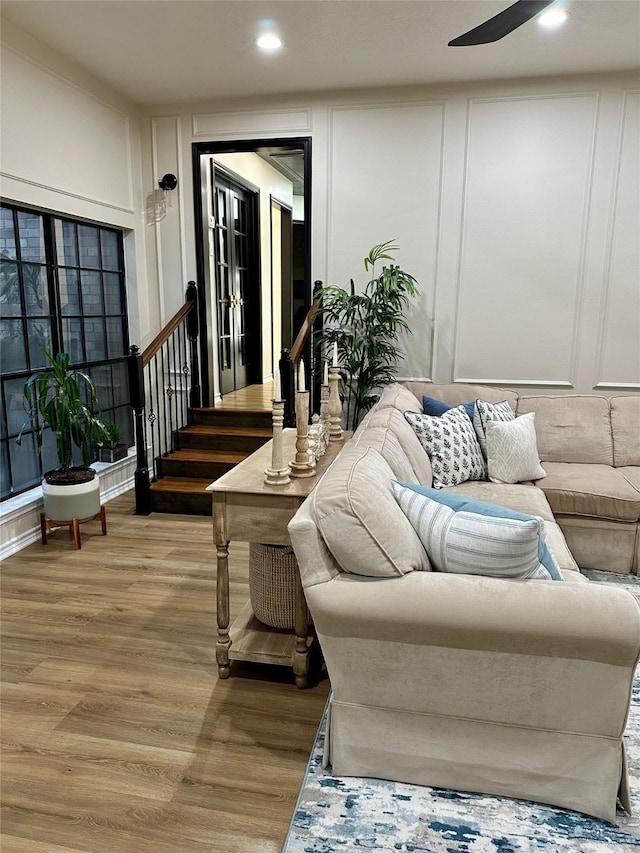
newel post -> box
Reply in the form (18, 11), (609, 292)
(128, 344), (151, 515)
(186, 280), (201, 411)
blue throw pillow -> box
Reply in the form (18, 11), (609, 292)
(394, 481), (563, 581)
(422, 395), (475, 421)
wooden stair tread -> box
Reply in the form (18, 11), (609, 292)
(150, 477), (213, 493)
(183, 424), (272, 437)
(167, 448), (248, 463)
(193, 405), (271, 415)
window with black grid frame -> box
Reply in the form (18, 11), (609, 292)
(0, 203), (132, 501)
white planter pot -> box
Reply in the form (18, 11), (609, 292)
(42, 474), (101, 522)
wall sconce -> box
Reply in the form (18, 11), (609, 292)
(158, 173), (177, 191)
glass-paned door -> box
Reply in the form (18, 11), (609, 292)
(213, 174), (259, 395)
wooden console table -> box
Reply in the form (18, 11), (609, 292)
(208, 429), (347, 688)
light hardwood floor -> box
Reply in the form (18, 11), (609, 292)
(1, 490), (330, 853)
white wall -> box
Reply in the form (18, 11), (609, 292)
(143, 70), (639, 397)
(0, 20), (152, 347)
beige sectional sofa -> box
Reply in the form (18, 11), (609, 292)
(402, 383), (640, 575)
(288, 382), (640, 822)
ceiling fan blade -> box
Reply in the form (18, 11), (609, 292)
(448, 0), (555, 46)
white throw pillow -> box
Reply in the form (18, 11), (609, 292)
(404, 406), (486, 488)
(392, 481), (561, 581)
(473, 399), (515, 458)
(485, 413), (546, 484)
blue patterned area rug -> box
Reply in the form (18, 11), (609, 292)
(283, 571), (640, 852)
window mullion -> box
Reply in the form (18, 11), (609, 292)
(43, 216), (62, 358)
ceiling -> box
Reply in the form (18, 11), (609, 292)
(2, 1), (639, 105)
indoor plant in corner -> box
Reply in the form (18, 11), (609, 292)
(17, 352), (110, 522)
(319, 240), (419, 430)
(98, 420), (128, 464)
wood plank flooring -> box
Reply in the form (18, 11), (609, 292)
(1, 490), (330, 853)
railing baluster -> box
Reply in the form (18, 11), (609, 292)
(128, 281), (202, 512)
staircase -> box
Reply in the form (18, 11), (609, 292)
(149, 407), (272, 515)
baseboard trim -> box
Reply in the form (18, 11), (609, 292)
(0, 454), (136, 560)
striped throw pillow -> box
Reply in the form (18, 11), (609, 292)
(392, 481), (563, 581)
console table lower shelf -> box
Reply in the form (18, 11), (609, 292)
(208, 429), (348, 689)
(228, 600), (314, 667)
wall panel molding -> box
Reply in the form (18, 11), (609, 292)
(150, 115), (187, 322)
(594, 90), (640, 389)
(1, 44), (134, 213)
(193, 107), (311, 138)
(454, 378), (574, 387)
(327, 99), (445, 381)
(453, 91), (598, 387)
(0, 171), (135, 216)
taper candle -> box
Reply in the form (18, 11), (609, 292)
(274, 368), (281, 401)
(332, 341), (338, 367)
(298, 358), (306, 392)
(323, 360), (328, 385)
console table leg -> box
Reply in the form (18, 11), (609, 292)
(293, 570), (310, 689)
(216, 538), (231, 679)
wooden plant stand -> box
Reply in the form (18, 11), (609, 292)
(40, 505), (107, 550)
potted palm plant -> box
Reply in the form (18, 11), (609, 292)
(319, 241), (419, 430)
(17, 352), (110, 521)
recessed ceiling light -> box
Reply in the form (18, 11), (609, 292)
(538, 7), (569, 28)
(256, 33), (284, 51)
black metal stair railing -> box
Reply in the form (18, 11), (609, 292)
(128, 281), (201, 515)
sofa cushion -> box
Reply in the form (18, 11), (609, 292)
(473, 399), (516, 457)
(354, 427), (419, 483)
(395, 483), (563, 581)
(423, 395), (475, 421)
(312, 443), (430, 578)
(611, 396), (640, 467)
(404, 407), (486, 488)
(619, 466), (640, 491)
(443, 481), (555, 522)
(516, 395), (613, 465)
(392, 482), (563, 581)
(364, 406), (433, 484)
(403, 382), (518, 411)
(485, 414), (546, 484)
(376, 383), (422, 415)
(535, 462), (640, 523)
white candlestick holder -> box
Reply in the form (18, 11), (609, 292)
(289, 391), (316, 478)
(264, 398), (291, 485)
(328, 366), (343, 442)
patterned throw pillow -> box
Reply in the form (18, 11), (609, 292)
(392, 481), (563, 581)
(404, 406), (486, 489)
(473, 399), (515, 458)
(393, 481), (563, 580)
(486, 413), (546, 484)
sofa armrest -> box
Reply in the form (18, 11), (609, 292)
(308, 571), (640, 747)
(306, 571), (640, 667)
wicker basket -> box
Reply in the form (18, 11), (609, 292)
(249, 543), (309, 630)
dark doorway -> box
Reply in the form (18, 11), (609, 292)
(192, 138), (311, 407)
(213, 171), (260, 394)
